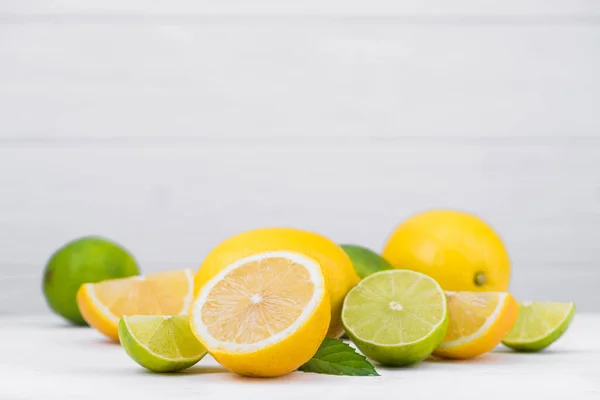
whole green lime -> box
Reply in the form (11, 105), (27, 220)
(340, 244), (392, 279)
(42, 236), (140, 325)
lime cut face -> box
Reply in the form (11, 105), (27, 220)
(502, 302), (575, 352)
(119, 315), (207, 372)
(342, 270), (448, 366)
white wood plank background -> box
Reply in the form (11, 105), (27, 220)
(1, 0), (599, 314)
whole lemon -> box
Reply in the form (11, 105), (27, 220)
(193, 227), (359, 338)
(382, 210), (510, 291)
(43, 236), (140, 325)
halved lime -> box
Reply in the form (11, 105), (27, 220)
(118, 315), (207, 372)
(341, 270), (448, 366)
(502, 301), (575, 352)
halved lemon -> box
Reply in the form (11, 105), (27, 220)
(434, 291), (518, 359)
(193, 227), (358, 338)
(190, 251), (330, 377)
(77, 269), (194, 341)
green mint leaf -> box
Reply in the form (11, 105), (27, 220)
(299, 338), (379, 376)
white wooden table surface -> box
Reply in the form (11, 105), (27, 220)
(1, 314), (598, 399)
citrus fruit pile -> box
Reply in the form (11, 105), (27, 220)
(41, 209), (576, 378)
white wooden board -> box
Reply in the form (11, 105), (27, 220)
(1, 0), (599, 313)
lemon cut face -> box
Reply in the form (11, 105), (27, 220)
(190, 251), (330, 377)
(78, 269), (194, 341)
(434, 292), (518, 359)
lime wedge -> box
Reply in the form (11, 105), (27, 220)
(118, 315), (207, 372)
(502, 301), (575, 352)
(341, 270), (448, 366)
